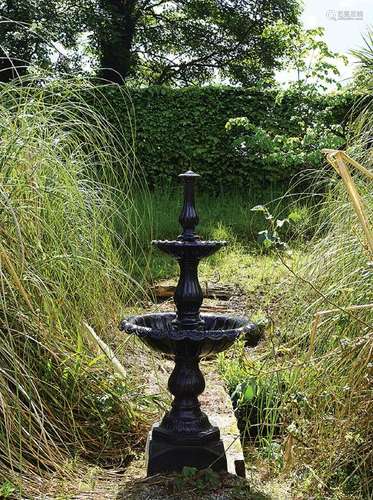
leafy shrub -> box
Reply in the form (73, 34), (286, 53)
(225, 116), (344, 184)
(94, 84), (358, 191)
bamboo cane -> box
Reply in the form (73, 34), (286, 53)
(322, 149), (373, 255)
(308, 303), (373, 359)
(83, 322), (127, 379)
(322, 149), (373, 180)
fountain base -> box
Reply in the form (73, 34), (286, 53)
(120, 312), (257, 476)
(146, 423), (227, 475)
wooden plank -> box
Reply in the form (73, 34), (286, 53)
(153, 281), (241, 300)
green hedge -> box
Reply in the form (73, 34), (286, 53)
(97, 85), (357, 191)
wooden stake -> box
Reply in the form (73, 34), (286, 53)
(334, 152), (373, 255)
(83, 322), (127, 379)
(322, 149), (373, 256)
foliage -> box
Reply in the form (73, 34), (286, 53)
(263, 23), (348, 89)
(250, 205), (291, 251)
(350, 29), (373, 92)
(216, 33), (373, 497)
(95, 85), (357, 191)
(0, 77), (155, 494)
(218, 165), (372, 496)
(124, 467), (253, 499)
(230, 367), (284, 443)
(215, 38), (372, 498)
(174, 467), (220, 493)
(0, 481), (17, 499)
(226, 115), (342, 184)
(0, 2), (353, 89)
(128, 0), (301, 86)
(225, 82), (354, 190)
(0, 1), (350, 89)
(0, 1), (86, 79)
(218, 142), (372, 499)
(0, 0), (301, 85)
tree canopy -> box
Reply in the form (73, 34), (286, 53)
(125, 0), (301, 85)
(0, 1), (84, 81)
(0, 0), (301, 85)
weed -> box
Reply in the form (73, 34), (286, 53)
(0, 481), (17, 498)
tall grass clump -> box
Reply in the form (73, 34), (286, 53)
(283, 169), (372, 495)
(0, 77), (153, 495)
(219, 53), (372, 496)
(280, 54), (372, 495)
(220, 155), (372, 498)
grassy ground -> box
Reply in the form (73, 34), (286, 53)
(142, 185), (313, 282)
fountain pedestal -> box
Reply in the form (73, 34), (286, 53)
(146, 425), (227, 475)
(120, 171), (256, 475)
(148, 349), (226, 473)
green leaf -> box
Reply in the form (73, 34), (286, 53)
(244, 384), (255, 401)
(182, 466), (198, 478)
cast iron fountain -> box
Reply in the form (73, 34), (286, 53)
(120, 171), (256, 476)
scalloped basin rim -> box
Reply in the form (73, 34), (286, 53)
(120, 312), (256, 341)
(151, 239), (227, 245)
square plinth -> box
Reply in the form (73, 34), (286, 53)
(145, 425), (228, 476)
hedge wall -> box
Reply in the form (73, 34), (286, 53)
(97, 85), (356, 191)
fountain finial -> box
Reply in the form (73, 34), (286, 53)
(178, 170), (200, 242)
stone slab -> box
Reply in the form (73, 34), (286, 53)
(200, 361), (246, 478)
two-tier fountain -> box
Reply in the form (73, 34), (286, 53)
(120, 171), (255, 476)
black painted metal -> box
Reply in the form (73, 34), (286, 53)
(154, 170), (226, 330)
(120, 170), (257, 475)
(120, 313), (256, 356)
(178, 170), (201, 242)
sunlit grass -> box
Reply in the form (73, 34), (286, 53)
(0, 76), (155, 495)
(219, 166), (372, 497)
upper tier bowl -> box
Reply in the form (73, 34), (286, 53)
(152, 240), (227, 259)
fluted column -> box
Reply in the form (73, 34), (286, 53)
(173, 170), (204, 330)
(159, 356), (211, 434)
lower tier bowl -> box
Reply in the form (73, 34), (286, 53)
(120, 312), (256, 357)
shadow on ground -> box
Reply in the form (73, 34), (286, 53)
(116, 471), (272, 500)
